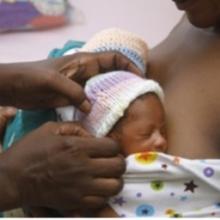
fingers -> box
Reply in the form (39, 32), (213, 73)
(80, 196), (107, 210)
(51, 54), (81, 70)
(89, 178), (123, 197)
(55, 122), (92, 137)
(57, 52), (143, 82)
(97, 51), (143, 75)
(48, 51), (143, 111)
(58, 53), (99, 84)
(43, 121), (93, 138)
(67, 136), (121, 158)
(49, 73), (91, 113)
(89, 157), (125, 178)
(41, 122), (125, 171)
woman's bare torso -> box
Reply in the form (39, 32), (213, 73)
(149, 16), (220, 159)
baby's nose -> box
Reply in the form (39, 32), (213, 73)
(153, 132), (168, 152)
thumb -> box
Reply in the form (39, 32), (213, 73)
(51, 73), (91, 113)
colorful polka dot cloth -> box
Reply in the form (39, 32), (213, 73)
(109, 152), (220, 217)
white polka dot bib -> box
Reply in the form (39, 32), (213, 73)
(110, 152), (220, 217)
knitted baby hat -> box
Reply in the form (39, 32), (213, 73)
(80, 28), (148, 75)
(76, 71), (164, 138)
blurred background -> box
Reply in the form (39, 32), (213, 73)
(0, 0), (183, 62)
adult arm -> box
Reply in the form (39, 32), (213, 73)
(0, 52), (142, 110)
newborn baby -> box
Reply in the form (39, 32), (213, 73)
(71, 71), (166, 217)
(60, 70), (220, 218)
(58, 28), (220, 218)
(75, 71), (166, 156)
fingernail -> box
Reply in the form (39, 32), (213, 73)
(79, 100), (91, 113)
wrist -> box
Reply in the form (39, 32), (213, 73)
(0, 151), (21, 211)
(0, 63), (21, 106)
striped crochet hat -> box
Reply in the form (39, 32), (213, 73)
(81, 28), (148, 75)
(76, 71), (164, 137)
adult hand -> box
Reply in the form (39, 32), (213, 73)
(0, 107), (16, 151)
(0, 122), (125, 211)
(0, 52), (141, 110)
(59, 51), (143, 84)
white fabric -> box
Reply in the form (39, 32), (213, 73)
(109, 152), (220, 217)
(56, 48), (79, 121)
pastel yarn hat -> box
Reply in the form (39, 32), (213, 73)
(76, 71), (164, 138)
(80, 28), (148, 75)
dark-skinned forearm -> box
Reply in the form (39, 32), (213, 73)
(0, 63), (26, 106)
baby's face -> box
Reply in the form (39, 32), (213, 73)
(109, 93), (167, 156)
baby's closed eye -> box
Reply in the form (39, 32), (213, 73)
(138, 127), (154, 138)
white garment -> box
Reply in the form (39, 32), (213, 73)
(109, 152), (220, 217)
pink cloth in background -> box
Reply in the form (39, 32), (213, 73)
(0, 0), (69, 32)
